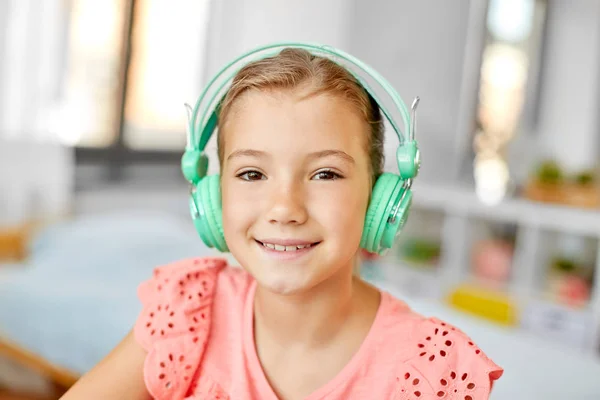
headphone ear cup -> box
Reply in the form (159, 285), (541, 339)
(190, 175), (228, 252)
(189, 183), (211, 247)
(380, 186), (412, 250)
(361, 173), (402, 254)
(206, 174), (228, 252)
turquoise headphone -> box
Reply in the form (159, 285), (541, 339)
(181, 42), (421, 256)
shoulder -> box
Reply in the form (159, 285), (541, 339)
(136, 257), (225, 307)
(377, 293), (504, 399)
(132, 257), (250, 399)
(134, 257), (251, 350)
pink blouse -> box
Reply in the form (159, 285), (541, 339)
(133, 257), (503, 399)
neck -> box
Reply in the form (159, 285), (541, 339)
(252, 260), (371, 349)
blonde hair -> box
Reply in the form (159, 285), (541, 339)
(216, 48), (385, 185)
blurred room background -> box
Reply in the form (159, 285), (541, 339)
(0, 0), (599, 398)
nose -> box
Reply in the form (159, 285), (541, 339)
(266, 180), (308, 226)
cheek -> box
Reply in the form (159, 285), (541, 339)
(221, 179), (248, 237)
(309, 182), (369, 242)
(221, 178), (266, 240)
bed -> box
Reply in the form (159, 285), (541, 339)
(0, 209), (599, 399)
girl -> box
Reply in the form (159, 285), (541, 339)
(61, 44), (503, 400)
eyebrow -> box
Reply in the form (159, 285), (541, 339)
(226, 148), (355, 164)
(308, 150), (355, 165)
(227, 149), (268, 162)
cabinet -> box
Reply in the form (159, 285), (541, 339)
(375, 181), (600, 355)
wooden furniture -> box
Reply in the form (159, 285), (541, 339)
(0, 336), (78, 393)
(0, 227), (29, 263)
(524, 180), (600, 209)
(0, 389), (62, 400)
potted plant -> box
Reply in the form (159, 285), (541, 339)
(523, 160), (599, 208)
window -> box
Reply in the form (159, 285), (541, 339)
(71, 0), (213, 181)
(55, 0), (127, 148)
(0, 0), (213, 184)
(470, 0), (548, 205)
(123, 0), (210, 151)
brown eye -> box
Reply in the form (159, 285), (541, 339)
(237, 170), (265, 181)
(313, 170), (342, 180)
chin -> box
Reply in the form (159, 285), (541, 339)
(232, 240), (341, 296)
(245, 259), (324, 296)
(256, 270), (323, 296)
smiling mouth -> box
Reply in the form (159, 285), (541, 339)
(255, 240), (321, 252)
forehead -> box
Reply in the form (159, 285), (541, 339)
(221, 89), (368, 158)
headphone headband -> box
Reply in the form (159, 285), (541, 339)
(183, 42), (421, 255)
(186, 42), (412, 153)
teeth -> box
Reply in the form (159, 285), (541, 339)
(261, 242), (313, 251)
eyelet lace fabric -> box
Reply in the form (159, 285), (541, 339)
(134, 257), (226, 399)
(133, 258), (502, 399)
(393, 318), (503, 400)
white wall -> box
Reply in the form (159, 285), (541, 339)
(204, 0), (351, 79)
(346, 0), (473, 183)
(0, 139), (73, 226)
(536, 0), (600, 173)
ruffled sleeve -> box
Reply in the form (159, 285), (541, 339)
(394, 317), (503, 400)
(133, 257), (227, 400)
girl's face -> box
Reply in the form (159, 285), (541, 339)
(220, 88), (371, 295)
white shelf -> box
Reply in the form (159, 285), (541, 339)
(412, 181), (600, 237)
(394, 181), (600, 355)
